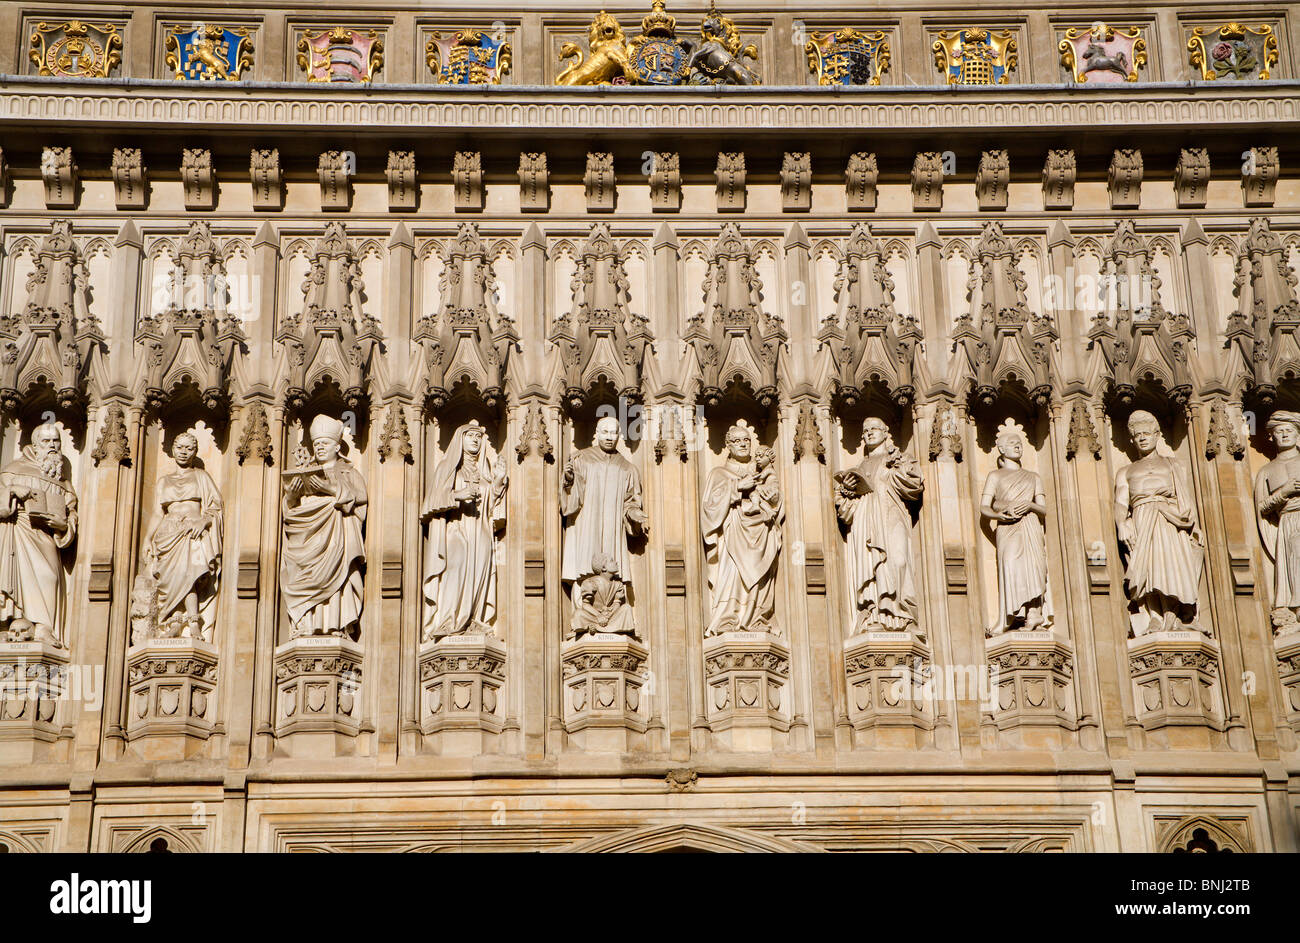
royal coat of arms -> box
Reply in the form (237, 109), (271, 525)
(426, 29), (511, 85)
(297, 27), (384, 83)
(164, 24), (254, 81)
(1059, 23), (1146, 84)
(1188, 23), (1279, 81)
(932, 27), (1018, 85)
(29, 20), (122, 78)
(627, 1), (690, 85)
(805, 28), (890, 85)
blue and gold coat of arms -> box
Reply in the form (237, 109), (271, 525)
(627, 1), (689, 85)
(165, 24), (254, 81)
(805, 28), (890, 85)
(426, 29), (511, 85)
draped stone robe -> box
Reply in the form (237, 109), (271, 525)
(701, 458), (784, 636)
(984, 466), (1049, 631)
(561, 447), (644, 585)
(836, 448), (923, 633)
(280, 458), (367, 637)
(421, 435), (506, 641)
(145, 466), (223, 628)
(1117, 454), (1203, 624)
(1255, 453), (1300, 613)
(0, 448), (77, 643)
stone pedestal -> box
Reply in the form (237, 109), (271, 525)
(274, 636), (362, 756)
(125, 638), (218, 760)
(843, 631), (933, 749)
(0, 640), (71, 763)
(418, 634), (506, 755)
(984, 631), (1075, 749)
(1274, 628), (1300, 733)
(703, 632), (790, 752)
(1128, 631), (1222, 749)
(561, 634), (648, 753)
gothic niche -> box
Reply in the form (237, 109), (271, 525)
(817, 223), (920, 416)
(136, 221), (245, 416)
(0, 220), (106, 423)
(415, 223), (518, 413)
(1224, 217), (1300, 410)
(277, 221), (383, 415)
(549, 222), (652, 411)
(1087, 220), (1194, 410)
(952, 222), (1057, 415)
(684, 223), (785, 411)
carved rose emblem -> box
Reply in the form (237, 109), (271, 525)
(1211, 41), (1233, 61)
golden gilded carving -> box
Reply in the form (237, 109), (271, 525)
(1188, 23), (1278, 81)
(556, 11), (631, 85)
(29, 20), (122, 78)
(1059, 23), (1146, 84)
(932, 27), (1017, 85)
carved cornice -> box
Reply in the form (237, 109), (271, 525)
(1, 81), (1296, 137)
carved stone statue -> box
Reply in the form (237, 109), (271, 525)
(421, 420), (507, 641)
(280, 415), (368, 639)
(835, 417), (924, 635)
(131, 432), (223, 644)
(573, 552), (637, 638)
(701, 421), (783, 636)
(562, 415), (647, 639)
(1113, 410), (1205, 636)
(979, 422), (1050, 635)
(0, 423), (77, 647)
(684, 2), (759, 85)
(1255, 410), (1300, 634)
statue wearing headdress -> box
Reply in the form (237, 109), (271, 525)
(421, 420), (507, 641)
(979, 421), (1050, 635)
(700, 420), (784, 636)
(1256, 410), (1300, 634)
(280, 414), (368, 639)
(1113, 410), (1205, 636)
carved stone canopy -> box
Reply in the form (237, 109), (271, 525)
(414, 223), (518, 411)
(818, 223), (920, 411)
(952, 222), (1056, 411)
(1087, 219), (1194, 408)
(0, 219), (105, 418)
(277, 221), (382, 412)
(138, 222), (245, 414)
(684, 223), (784, 408)
(550, 223), (652, 410)
(1226, 216), (1300, 406)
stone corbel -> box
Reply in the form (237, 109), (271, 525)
(1108, 148), (1142, 210)
(386, 150), (417, 212)
(318, 150), (353, 211)
(250, 148), (283, 211)
(518, 151), (548, 212)
(41, 145), (77, 209)
(110, 147), (146, 210)
(976, 149), (1009, 211)
(648, 151), (680, 212)
(716, 152), (746, 212)
(1042, 149), (1075, 210)
(453, 150), (483, 211)
(584, 152), (615, 213)
(180, 148), (215, 211)
(911, 151), (943, 211)
(1242, 146), (1279, 208)
(845, 151), (877, 211)
(1174, 148), (1210, 209)
(781, 152), (811, 212)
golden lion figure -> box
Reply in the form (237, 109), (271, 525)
(556, 11), (631, 85)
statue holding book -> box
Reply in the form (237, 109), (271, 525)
(280, 415), (368, 639)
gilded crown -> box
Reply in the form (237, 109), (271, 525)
(641, 0), (677, 37)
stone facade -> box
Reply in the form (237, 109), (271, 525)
(0, 1), (1297, 854)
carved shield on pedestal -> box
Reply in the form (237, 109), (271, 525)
(306, 683), (327, 713)
(712, 683), (729, 711)
(1141, 681), (1162, 712)
(37, 697), (55, 722)
(191, 689), (208, 719)
(881, 678), (902, 708)
(737, 679), (759, 708)
(428, 682), (443, 714)
(853, 681), (871, 712)
(133, 691), (148, 719)
(483, 684), (498, 714)
(767, 681), (781, 712)
(159, 686), (180, 716)
(338, 689), (354, 716)
(998, 682), (1015, 712)
(624, 683), (639, 714)
(1024, 678), (1046, 708)
(570, 682), (587, 713)
(4, 699), (26, 720)
(452, 682), (472, 711)
(1170, 678), (1192, 709)
(595, 680), (616, 710)
(1290, 685), (1300, 712)
(281, 687), (297, 717)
